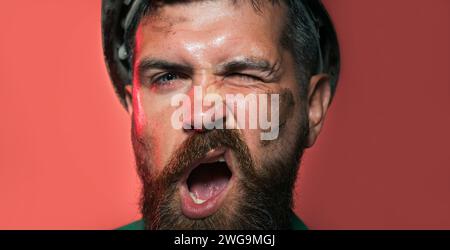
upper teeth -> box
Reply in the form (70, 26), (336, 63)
(189, 192), (206, 204)
(218, 157), (225, 162)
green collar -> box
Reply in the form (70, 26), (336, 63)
(117, 211), (307, 230)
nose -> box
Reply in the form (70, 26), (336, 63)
(182, 84), (226, 133)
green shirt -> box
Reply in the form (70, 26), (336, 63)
(117, 211), (307, 230)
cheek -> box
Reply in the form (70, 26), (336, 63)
(135, 90), (188, 171)
(132, 85), (146, 137)
(239, 89), (300, 165)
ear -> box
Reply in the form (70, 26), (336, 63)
(305, 74), (333, 148)
(124, 85), (133, 115)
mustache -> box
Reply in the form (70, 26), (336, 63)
(159, 129), (254, 187)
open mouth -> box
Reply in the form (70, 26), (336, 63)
(180, 148), (235, 219)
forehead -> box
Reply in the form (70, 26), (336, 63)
(134, 1), (287, 65)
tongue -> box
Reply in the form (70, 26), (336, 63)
(188, 162), (230, 201)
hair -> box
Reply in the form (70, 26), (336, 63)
(123, 0), (321, 96)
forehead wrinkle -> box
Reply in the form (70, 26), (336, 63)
(139, 0), (227, 30)
(139, 0), (285, 33)
(140, 12), (190, 34)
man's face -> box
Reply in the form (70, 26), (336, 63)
(127, 1), (328, 229)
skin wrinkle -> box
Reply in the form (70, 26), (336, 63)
(260, 88), (295, 147)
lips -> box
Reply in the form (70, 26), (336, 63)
(179, 148), (235, 219)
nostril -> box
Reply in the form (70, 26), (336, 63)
(182, 123), (207, 133)
(183, 117), (226, 132)
(193, 127), (207, 133)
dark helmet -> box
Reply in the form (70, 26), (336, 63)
(101, 0), (340, 107)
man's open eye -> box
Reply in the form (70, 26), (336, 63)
(152, 72), (188, 87)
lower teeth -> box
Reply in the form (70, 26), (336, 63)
(189, 192), (206, 204)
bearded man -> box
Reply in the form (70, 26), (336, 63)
(102, 0), (340, 230)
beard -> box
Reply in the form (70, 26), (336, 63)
(131, 103), (308, 230)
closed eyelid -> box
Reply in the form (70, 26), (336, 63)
(214, 57), (282, 81)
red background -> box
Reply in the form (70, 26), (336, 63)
(0, 0), (449, 229)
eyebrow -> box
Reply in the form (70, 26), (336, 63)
(216, 57), (277, 76)
(137, 58), (193, 78)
